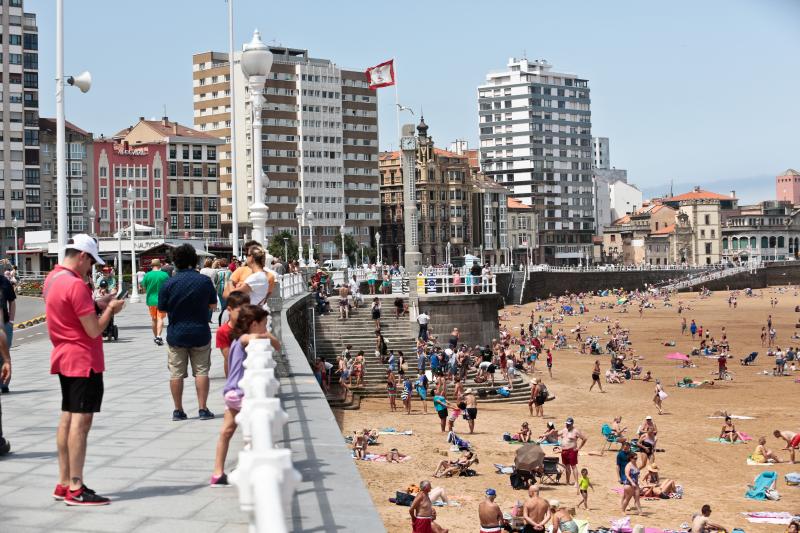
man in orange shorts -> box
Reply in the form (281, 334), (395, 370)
(141, 259), (169, 346)
(774, 429), (800, 463)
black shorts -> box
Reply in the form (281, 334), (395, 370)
(59, 371), (104, 413)
(465, 407), (478, 420)
(437, 409), (448, 419)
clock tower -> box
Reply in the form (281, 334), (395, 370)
(400, 123), (422, 298)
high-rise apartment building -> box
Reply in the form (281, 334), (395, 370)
(0, 1), (39, 254)
(592, 136), (609, 170)
(478, 58), (593, 265)
(39, 118), (93, 234)
(192, 46), (380, 253)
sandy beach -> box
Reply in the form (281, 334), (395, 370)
(335, 286), (800, 532)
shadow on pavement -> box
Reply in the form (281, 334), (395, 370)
(107, 483), (205, 501)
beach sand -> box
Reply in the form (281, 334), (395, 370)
(334, 287), (800, 532)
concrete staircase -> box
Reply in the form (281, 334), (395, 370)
(659, 264), (758, 292)
(315, 298), (531, 407)
(509, 270), (526, 305)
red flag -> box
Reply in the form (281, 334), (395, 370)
(365, 59), (395, 89)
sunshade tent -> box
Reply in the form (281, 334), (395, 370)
(514, 443), (544, 471)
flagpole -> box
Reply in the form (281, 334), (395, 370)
(394, 59), (401, 149)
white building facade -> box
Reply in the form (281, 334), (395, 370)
(478, 58), (593, 264)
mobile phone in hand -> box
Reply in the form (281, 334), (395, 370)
(116, 289), (129, 300)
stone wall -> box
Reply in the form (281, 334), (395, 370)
(419, 293), (503, 347)
(285, 294), (315, 364)
(522, 269), (692, 301)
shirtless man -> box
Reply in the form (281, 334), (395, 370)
(478, 488), (504, 533)
(463, 388), (478, 434)
(338, 284), (350, 320)
(691, 504), (727, 533)
(559, 417), (587, 486)
(410, 480), (434, 533)
(522, 484), (551, 533)
(773, 429), (800, 463)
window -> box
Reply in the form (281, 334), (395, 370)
(207, 147), (216, 160)
(169, 162), (177, 176)
(183, 198), (190, 211)
(154, 168), (161, 179)
(705, 242), (712, 254)
(182, 163), (190, 177)
(208, 198), (218, 211)
(192, 165), (202, 177)
(170, 214), (178, 228)
(194, 198), (203, 211)
(193, 215), (204, 228)
(192, 145), (202, 160)
(99, 166), (107, 178)
(169, 145), (177, 158)
(183, 215), (190, 228)
(704, 214), (710, 225)
(182, 145), (190, 159)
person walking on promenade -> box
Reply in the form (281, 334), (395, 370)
(141, 259), (169, 346)
(0, 267), (16, 393)
(0, 326), (11, 454)
(417, 310), (430, 341)
(231, 245), (273, 310)
(45, 235), (124, 505)
(158, 244), (218, 421)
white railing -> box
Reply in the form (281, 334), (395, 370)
(412, 273), (497, 295)
(530, 263), (721, 273)
(660, 263), (757, 292)
(277, 273), (305, 299)
(229, 339), (301, 533)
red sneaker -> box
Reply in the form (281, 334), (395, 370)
(64, 485), (110, 506)
(52, 484), (68, 500)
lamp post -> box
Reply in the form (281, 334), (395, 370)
(11, 218), (19, 272)
(283, 237), (288, 262)
(227, 0), (241, 258)
(398, 244), (403, 268)
(339, 224), (347, 266)
(55, 0), (91, 262)
(127, 187), (140, 303)
(375, 231), (381, 265)
(480, 244), (484, 266)
(360, 245), (364, 267)
(240, 30), (273, 245)
(295, 205), (305, 267)
(88, 205), (96, 279)
(306, 211), (315, 265)
(446, 241), (451, 266)
(115, 198), (123, 289)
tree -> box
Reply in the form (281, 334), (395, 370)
(267, 231), (298, 262)
(335, 234), (361, 265)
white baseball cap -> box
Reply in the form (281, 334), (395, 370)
(65, 234), (105, 265)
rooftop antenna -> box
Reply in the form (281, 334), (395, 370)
(522, 48), (527, 59)
(670, 179), (674, 198)
(162, 104), (167, 118)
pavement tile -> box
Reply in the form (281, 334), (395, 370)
(134, 518), (229, 533)
(57, 512), (146, 533)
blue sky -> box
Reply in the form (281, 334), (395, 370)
(31, 0), (800, 199)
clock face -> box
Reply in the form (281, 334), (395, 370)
(401, 137), (416, 150)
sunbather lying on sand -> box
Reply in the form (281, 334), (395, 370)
(433, 451), (478, 478)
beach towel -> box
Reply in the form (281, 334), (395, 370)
(747, 457), (776, 466)
(707, 437), (746, 444)
(709, 415), (755, 420)
(493, 463), (514, 474)
(378, 429), (414, 436)
(742, 511), (797, 524)
(362, 453), (412, 463)
(745, 471), (778, 500)
(785, 472), (800, 485)
(678, 382), (698, 388)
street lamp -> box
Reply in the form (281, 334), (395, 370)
(55, 0), (91, 262)
(306, 211), (315, 265)
(88, 205), (96, 236)
(446, 241), (451, 266)
(240, 29), (273, 245)
(339, 224), (347, 266)
(127, 187), (140, 303)
(375, 231), (381, 265)
(227, 0), (241, 259)
(11, 217), (19, 273)
(398, 244), (403, 268)
(283, 237), (288, 262)
(116, 197), (123, 289)
(295, 205), (305, 267)
(480, 244), (484, 265)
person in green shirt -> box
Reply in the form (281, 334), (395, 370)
(141, 258), (170, 346)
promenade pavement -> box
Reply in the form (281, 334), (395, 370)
(0, 302), (248, 532)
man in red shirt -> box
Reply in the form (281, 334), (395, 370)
(44, 235), (124, 506)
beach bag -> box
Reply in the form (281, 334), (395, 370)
(510, 472), (527, 490)
(658, 390), (668, 401)
(497, 387), (511, 398)
(503, 433), (512, 442)
(765, 488), (780, 501)
(394, 491), (415, 506)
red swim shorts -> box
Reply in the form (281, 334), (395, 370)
(561, 447), (578, 466)
(791, 433), (800, 448)
(412, 516), (433, 533)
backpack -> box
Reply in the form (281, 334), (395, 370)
(510, 472), (527, 490)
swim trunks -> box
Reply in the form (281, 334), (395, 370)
(412, 516), (433, 533)
(561, 447), (578, 466)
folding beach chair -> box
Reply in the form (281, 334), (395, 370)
(536, 457), (563, 484)
(600, 423), (621, 455)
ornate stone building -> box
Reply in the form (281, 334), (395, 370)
(379, 118), (473, 265)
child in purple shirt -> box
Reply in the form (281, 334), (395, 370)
(210, 304), (280, 487)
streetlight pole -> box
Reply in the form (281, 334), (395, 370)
(240, 30), (273, 245)
(295, 205), (305, 267)
(116, 198), (123, 291)
(480, 244), (484, 266)
(12, 218), (19, 273)
(306, 211), (315, 265)
(375, 232), (381, 265)
(339, 224), (347, 266)
(227, 0), (241, 259)
(283, 237), (288, 262)
(127, 187), (140, 303)
(446, 241), (451, 266)
(88, 205), (96, 279)
(55, 0), (91, 263)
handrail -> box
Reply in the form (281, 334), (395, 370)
(228, 338), (301, 533)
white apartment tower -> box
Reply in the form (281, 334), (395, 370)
(592, 136), (609, 169)
(0, 1), (39, 256)
(478, 58), (593, 265)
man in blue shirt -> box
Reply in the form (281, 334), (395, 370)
(158, 244), (218, 421)
(616, 441), (631, 484)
